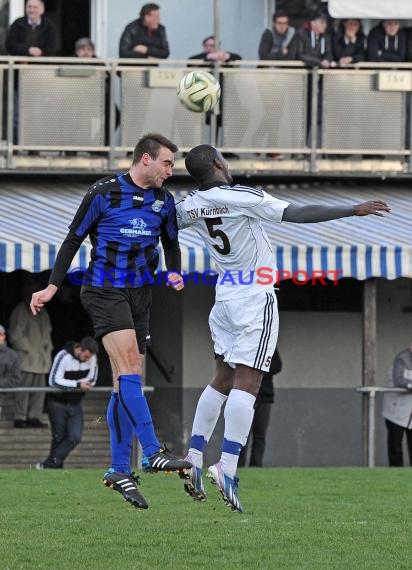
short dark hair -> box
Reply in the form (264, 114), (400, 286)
(132, 133), (178, 165)
(202, 35), (215, 45)
(79, 336), (99, 355)
(185, 144), (218, 184)
(273, 11), (288, 21)
(140, 3), (160, 18)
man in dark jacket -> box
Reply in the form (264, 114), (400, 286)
(333, 19), (366, 65)
(119, 3), (169, 59)
(238, 348), (282, 467)
(5, 0), (58, 56)
(189, 35), (241, 63)
(298, 11), (333, 68)
(367, 20), (407, 62)
(258, 11), (298, 61)
(0, 324), (21, 419)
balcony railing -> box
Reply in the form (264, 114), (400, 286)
(0, 57), (411, 176)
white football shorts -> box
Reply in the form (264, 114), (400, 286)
(209, 291), (279, 371)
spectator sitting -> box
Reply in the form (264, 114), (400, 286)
(298, 11), (334, 68)
(119, 3), (169, 59)
(333, 19), (366, 65)
(367, 20), (407, 62)
(258, 11), (298, 61)
(0, 324), (21, 420)
(5, 0), (58, 57)
(189, 35), (241, 64)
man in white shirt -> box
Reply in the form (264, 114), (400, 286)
(36, 337), (98, 469)
(176, 144), (390, 512)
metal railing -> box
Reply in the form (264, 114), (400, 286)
(357, 386), (409, 468)
(0, 57), (410, 175)
(0, 385), (154, 468)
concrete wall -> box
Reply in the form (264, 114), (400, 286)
(107, 0), (268, 59)
(176, 278), (412, 466)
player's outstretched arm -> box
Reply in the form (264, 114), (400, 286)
(282, 201), (390, 223)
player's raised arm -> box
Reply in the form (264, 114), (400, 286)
(282, 200), (390, 223)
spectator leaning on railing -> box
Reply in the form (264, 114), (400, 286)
(258, 11), (298, 61)
(333, 19), (366, 65)
(5, 0), (57, 57)
(119, 3), (169, 59)
(297, 10), (334, 69)
(367, 20), (407, 63)
(36, 337), (98, 470)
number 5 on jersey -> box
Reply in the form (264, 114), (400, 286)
(205, 217), (231, 255)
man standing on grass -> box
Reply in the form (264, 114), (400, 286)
(176, 144), (390, 512)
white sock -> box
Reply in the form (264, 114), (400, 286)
(221, 389), (256, 478)
(188, 385), (228, 468)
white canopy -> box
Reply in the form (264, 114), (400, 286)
(328, 0), (412, 19)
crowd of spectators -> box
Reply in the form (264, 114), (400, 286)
(2, 2), (412, 66)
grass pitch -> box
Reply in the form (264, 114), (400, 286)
(1, 467), (411, 570)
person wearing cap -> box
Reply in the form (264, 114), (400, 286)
(297, 11), (334, 68)
(74, 37), (96, 59)
(382, 343), (412, 466)
(119, 3), (169, 59)
(0, 325), (22, 420)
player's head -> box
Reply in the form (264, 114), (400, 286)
(185, 144), (233, 185)
(132, 132), (178, 187)
(132, 132), (178, 164)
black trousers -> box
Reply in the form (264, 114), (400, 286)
(238, 402), (272, 467)
(45, 398), (83, 468)
(385, 419), (412, 467)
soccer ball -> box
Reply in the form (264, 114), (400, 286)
(177, 71), (221, 113)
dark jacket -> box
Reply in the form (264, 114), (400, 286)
(367, 23), (407, 62)
(258, 27), (298, 60)
(333, 24), (366, 63)
(5, 17), (58, 56)
(188, 51), (242, 63)
(257, 349), (282, 404)
(119, 19), (169, 59)
(298, 27), (333, 67)
(0, 344), (21, 388)
(408, 28), (412, 61)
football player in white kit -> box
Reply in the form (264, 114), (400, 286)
(176, 144), (390, 512)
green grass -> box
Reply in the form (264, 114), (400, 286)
(1, 468), (411, 570)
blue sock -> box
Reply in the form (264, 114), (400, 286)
(118, 374), (160, 457)
(107, 392), (133, 474)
